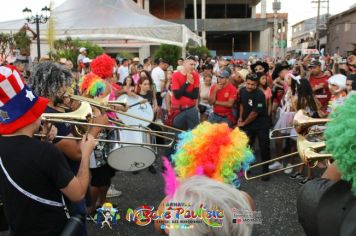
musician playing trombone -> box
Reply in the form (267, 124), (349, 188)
(0, 65), (97, 235)
(297, 93), (356, 236)
(28, 61), (108, 236)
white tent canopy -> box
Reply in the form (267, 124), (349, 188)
(0, 0), (201, 47)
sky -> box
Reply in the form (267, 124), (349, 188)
(0, 0), (355, 45)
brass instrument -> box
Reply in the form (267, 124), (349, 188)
(69, 94), (183, 132)
(293, 109), (329, 135)
(40, 100), (176, 148)
(269, 127), (324, 140)
(269, 127), (297, 140)
(245, 110), (332, 180)
(269, 109), (329, 139)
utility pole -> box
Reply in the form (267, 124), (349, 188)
(202, 0), (206, 46)
(194, 0), (198, 34)
(316, 0), (321, 50)
(311, 0), (329, 49)
(272, 0), (281, 59)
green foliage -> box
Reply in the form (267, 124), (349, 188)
(186, 45), (211, 58)
(13, 31), (32, 56)
(153, 44), (182, 67)
(0, 33), (15, 60)
(53, 37), (104, 68)
(117, 51), (135, 60)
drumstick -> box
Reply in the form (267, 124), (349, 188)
(128, 99), (148, 108)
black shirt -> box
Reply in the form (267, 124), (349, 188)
(45, 107), (80, 174)
(139, 91), (154, 106)
(239, 87), (269, 129)
(0, 135), (74, 236)
(297, 178), (356, 236)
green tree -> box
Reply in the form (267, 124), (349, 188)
(117, 51), (135, 60)
(186, 45), (211, 58)
(153, 44), (182, 67)
(0, 33), (15, 63)
(13, 31), (32, 56)
(53, 37), (104, 68)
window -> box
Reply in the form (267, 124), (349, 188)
(345, 21), (351, 32)
(336, 25), (339, 31)
(293, 28), (296, 33)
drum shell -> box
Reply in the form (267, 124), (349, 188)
(107, 126), (156, 172)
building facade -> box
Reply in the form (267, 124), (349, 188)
(290, 14), (328, 54)
(135, 0), (288, 57)
(327, 5), (356, 56)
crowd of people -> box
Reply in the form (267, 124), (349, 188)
(0, 46), (356, 236)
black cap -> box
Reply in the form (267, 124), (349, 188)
(308, 60), (322, 67)
(202, 64), (213, 70)
(250, 61), (269, 73)
(272, 61), (290, 80)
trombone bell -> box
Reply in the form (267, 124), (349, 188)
(293, 110), (329, 134)
(41, 101), (93, 121)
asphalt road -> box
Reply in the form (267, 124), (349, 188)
(87, 155), (308, 236)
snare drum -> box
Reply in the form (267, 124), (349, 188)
(115, 95), (154, 127)
(107, 126), (156, 172)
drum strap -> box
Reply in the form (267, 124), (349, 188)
(0, 157), (70, 219)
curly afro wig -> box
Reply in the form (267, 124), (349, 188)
(90, 54), (115, 79)
(325, 94), (356, 194)
(28, 61), (72, 98)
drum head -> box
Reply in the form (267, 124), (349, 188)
(107, 146), (156, 171)
(116, 95), (154, 127)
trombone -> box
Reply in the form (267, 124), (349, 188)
(269, 110), (329, 139)
(69, 94), (184, 132)
(245, 109), (331, 180)
(40, 101), (176, 148)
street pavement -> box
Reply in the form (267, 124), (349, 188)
(87, 156), (308, 236)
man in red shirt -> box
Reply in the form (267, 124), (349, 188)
(308, 60), (331, 113)
(171, 56), (200, 130)
(208, 70), (237, 128)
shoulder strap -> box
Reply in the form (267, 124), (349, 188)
(0, 156), (70, 218)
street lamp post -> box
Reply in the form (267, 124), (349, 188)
(22, 6), (51, 60)
(272, 0), (281, 59)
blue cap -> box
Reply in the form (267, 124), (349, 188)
(217, 70), (230, 78)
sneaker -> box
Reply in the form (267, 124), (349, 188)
(299, 177), (313, 185)
(268, 161), (283, 170)
(106, 185), (122, 198)
(290, 172), (304, 179)
(283, 164), (293, 174)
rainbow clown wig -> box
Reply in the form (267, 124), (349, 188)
(79, 72), (106, 97)
(325, 93), (356, 195)
(163, 122), (254, 198)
